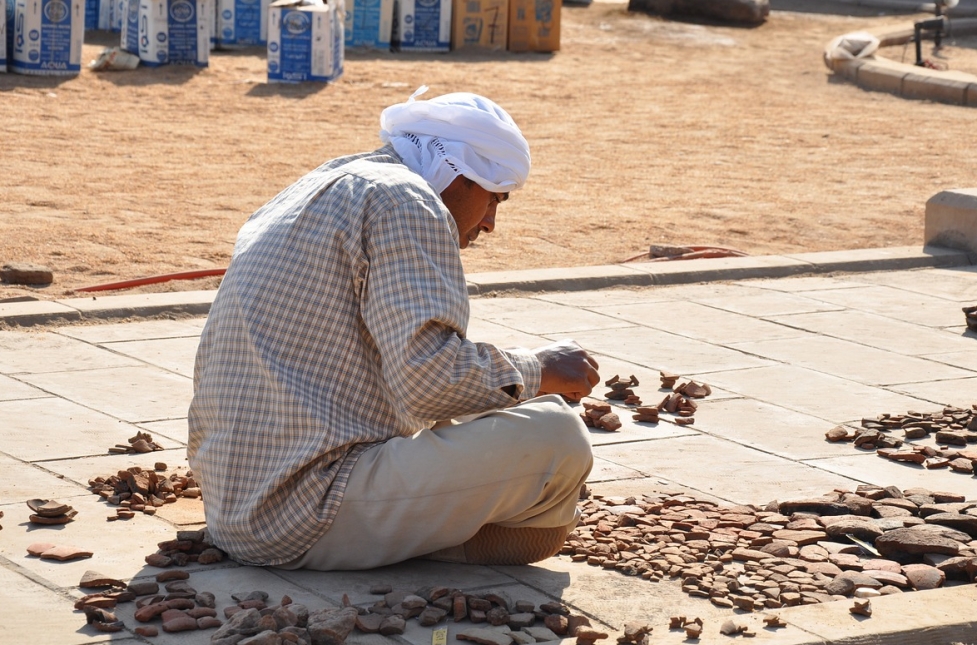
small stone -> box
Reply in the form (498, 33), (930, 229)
(134, 626), (158, 637)
(369, 584), (392, 595)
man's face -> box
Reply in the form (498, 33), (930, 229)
(440, 177), (509, 249)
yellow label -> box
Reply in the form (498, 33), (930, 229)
(432, 627), (448, 645)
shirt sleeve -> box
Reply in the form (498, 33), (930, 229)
(360, 194), (540, 422)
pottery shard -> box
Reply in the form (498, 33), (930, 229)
(198, 617), (223, 630)
(26, 542), (57, 557)
(825, 426), (852, 442)
(524, 626), (561, 642)
(29, 509), (78, 525)
(1, 263), (54, 285)
(824, 519), (884, 542)
(934, 556), (977, 581)
(542, 614), (568, 636)
(135, 602), (170, 622)
(127, 581), (161, 596)
(772, 529), (827, 546)
(457, 627), (514, 645)
(210, 607), (263, 642)
(156, 570), (190, 582)
(39, 545), (94, 561)
(862, 570), (908, 588)
(924, 513), (977, 539)
(778, 499), (849, 516)
(79, 570), (126, 589)
(731, 547), (768, 562)
(902, 563), (946, 590)
(378, 615), (407, 636)
(355, 613), (385, 633)
(163, 609), (197, 634)
(27, 499), (73, 517)
(307, 606), (358, 645)
(875, 527), (962, 559)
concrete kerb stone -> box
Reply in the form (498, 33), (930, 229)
(925, 187), (977, 254)
(2, 247), (973, 326)
(0, 290), (216, 328)
(825, 18), (977, 106)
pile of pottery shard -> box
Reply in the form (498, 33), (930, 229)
(563, 484), (977, 611)
(144, 528), (226, 568)
(205, 586), (633, 645)
(27, 498), (78, 525)
(579, 372), (712, 431)
(88, 463), (202, 520)
(107, 430), (166, 455)
(826, 405), (977, 474)
(80, 566), (649, 645)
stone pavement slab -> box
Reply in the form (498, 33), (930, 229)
(594, 434), (859, 504)
(730, 335), (972, 386)
(583, 300), (808, 345)
(3, 257), (977, 645)
(19, 365), (193, 424)
(798, 284), (966, 328)
(0, 397), (182, 462)
(695, 364), (935, 422)
(766, 309), (975, 356)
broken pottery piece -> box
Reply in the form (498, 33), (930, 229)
(79, 571), (126, 589)
(39, 545), (94, 561)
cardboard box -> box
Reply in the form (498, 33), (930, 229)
(84, 0), (111, 28)
(507, 0), (557, 52)
(1, 0), (8, 72)
(344, 0), (392, 49)
(451, 0), (504, 51)
(216, 0), (270, 47)
(267, 0), (343, 83)
(121, 0), (211, 66)
(11, 0), (84, 75)
(109, 0), (123, 29)
(392, 0), (449, 52)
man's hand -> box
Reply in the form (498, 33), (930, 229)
(533, 340), (601, 403)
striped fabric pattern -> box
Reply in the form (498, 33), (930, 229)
(187, 145), (540, 566)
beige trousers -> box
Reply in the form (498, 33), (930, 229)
(278, 394), (592, 571)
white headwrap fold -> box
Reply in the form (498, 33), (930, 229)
(379, 86), (531, 194)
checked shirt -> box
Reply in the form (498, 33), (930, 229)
(188, 145), (541, 565)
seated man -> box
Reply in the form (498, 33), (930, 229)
(188, 88), (600, 571)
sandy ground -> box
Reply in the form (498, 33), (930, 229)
(1, 0), (976, 301)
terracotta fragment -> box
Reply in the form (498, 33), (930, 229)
(38, 545), (94, 561)
(79, 570), (126, 589)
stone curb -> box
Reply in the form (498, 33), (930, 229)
(825, 18), (977, 106)
(0, 246), (972, 327)
(825, 0), (977, 17)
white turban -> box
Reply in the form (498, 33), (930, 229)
(379, 86), (531, 194)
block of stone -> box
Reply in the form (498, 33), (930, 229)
(1, 263), (54, 285)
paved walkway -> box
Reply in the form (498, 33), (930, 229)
(2, 247), (977, 644)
